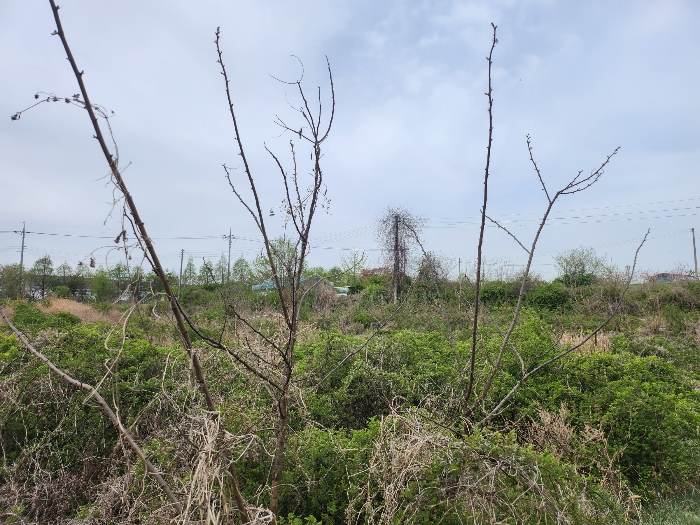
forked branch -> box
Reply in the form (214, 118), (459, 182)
(475, 229), (649, 428)
(466, 141), (620, 423)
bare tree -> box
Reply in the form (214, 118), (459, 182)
(176, 28), (336, 522)
(380, 24), (646, 438)
(458, 24), (646, 432)
(9, 2), (251, 521)
(376, 207), (424, 303)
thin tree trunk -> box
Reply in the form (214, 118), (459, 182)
(393, 214), (399, 304)
(47, 3), (251, 521)
(269, 390), (289, 522)
(463, 24), (498, 432)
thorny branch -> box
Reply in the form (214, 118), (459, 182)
(464, 22), (498, 419)
(40, 3), (251, 521)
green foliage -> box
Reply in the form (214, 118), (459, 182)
(91, 269), (118, 302)
(525, 282), (570, 309)
(182, 256), (198, 286)
(278, 515), (322, 525)
(643, 493), (700, 524)
(511, 351), (700, 499)
(0, 263), (23, 299)
(613, 333), (700, 374)
(0, 311), (190, 520)
(231, 255), (253, 284)
(343, 417), (623, 525)
(10, 302), (80, 334)
(662, 304), (688, 334)
(276, 424), (377, 523)
(252, 236), (304, 284)
(359, 275), (391, 305)
(480, 280), (519, 305)
(54, 285), (70, 298)
(5, 257), (700, 521)
(554, 246), (607, 287)
(29, 255), (55, 299)
(298, 331), (463, 429)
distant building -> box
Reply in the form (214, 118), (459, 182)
(651, 272), (692, 283)
(361, 267), (390, 278)
(252, 274), (333, 292)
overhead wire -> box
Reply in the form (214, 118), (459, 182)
(1, 193), (697, 269)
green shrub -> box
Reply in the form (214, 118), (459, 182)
(10, 302), (80, 334)
(511, 352), (700, 499)
(525, 282), (570, 310)
(360, 283), (389, 305)
(298, 331), (463, 429)
(480, 280), (519, 306)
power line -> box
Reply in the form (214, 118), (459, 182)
(431, 195), (700, 223)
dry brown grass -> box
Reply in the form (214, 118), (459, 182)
(36, 298), (123, 324)
(0, 304), (12, 326)
(524, 406), (641, 521)
(559, 330), (611, 355)
(640, 315), (665, 335)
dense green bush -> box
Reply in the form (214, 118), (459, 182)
(0, 306), (190, 520)
(525, 282), (570, 310)
(10, 302), (80, 334)
(3, 261), (700, 522)
(360, 283), (390, 305)
(511, 351), (700, 499)
(297, 331), (463, 429)
(480, 280), (519, 306)
(54, 285), (70, 298)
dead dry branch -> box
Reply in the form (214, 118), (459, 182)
(347, 411), (624, 525)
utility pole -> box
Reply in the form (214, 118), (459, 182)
(19, 222), (26, 299)
(692, 228), (698, 280)
(178, 249), (184, 298)
(227, 228), (232, 283)
(393, 214), (399, 304)
(458, 257), (462, 296)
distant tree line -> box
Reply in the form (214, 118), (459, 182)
(0, 244), (645, 304)
(0, 241), (370, 302)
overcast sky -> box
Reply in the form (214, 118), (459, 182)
(1, 0), (699, 279)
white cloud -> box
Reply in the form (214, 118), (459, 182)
(1, 0), (700, 276)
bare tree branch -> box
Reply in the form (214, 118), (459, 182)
(0, 306), (183, 515)
(485, 215), (530, 254)
(475, 230), (649, 428)
(45, 6), (251, 521)
(526, 134), (550, 203)
(464, 22), (498, 421)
